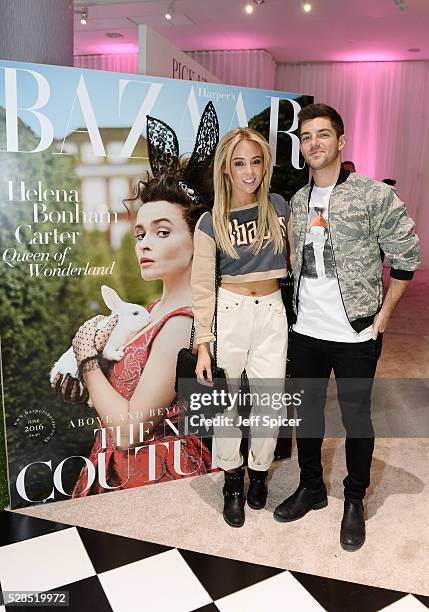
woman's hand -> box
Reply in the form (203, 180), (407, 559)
(72, 315), (118, 369)
(52, 373), (89, 405)
(52, 315), (118, 404)
(195, 343), (214, 386)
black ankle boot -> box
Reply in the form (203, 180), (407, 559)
(222, 468), (245, 528)
(340, 499), (365, 552)
(273, 483), (328, 522)
(247, 468), (268, 510)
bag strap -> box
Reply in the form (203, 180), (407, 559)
(212, 248), (220, 367)
(189, 247), (220, 368)
(189, 318), (196, 350)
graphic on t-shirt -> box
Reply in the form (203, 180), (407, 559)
(302, 207), (336, 279)
(228, 216), (287, 247)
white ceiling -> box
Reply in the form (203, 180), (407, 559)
(73, 0), (429, 62)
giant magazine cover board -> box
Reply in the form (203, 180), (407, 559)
(0, 59), (312, 509)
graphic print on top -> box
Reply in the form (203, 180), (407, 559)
(302, 193), (336, 280)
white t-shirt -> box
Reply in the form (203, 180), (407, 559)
(292, 184), (373, 342)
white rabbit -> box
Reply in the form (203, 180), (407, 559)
(97, 285), (151, 360)
(50, 285), (151, 403)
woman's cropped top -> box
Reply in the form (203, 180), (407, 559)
(191, 193), (289, 344)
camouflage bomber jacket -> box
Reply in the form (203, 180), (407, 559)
(289, 167), (421, 332)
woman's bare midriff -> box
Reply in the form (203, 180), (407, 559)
(221, 278), (279, 297)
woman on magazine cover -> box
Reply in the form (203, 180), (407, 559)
(53, 103), (219, 496)
(191, 127), (289, 527)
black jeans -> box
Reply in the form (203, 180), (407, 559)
(290, 330), (383, 501)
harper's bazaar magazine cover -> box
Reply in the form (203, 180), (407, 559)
(0, 59), (312, 508)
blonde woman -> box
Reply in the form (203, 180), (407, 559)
(191, 127), (289, 527)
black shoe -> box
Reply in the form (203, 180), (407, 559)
(273, 483), (328, 522)
(247, 468), (268, 510)
(340, 499), (365, 552)
(222, 468), (245, 528)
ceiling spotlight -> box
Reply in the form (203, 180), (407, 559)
(80, 7), (88, 25)
(393, 0), (406, 10)
(245, 3), (254, 14)
(165, 1), (175, 20)
(302, 1), (312, 13)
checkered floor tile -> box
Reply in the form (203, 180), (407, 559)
(0, 511), (427, 612)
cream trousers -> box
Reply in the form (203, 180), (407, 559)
(213, 287), (288, 472)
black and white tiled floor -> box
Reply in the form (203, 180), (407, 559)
(0, 511), (428, 612)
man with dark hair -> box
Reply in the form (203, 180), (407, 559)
(274, 103), (420, 551)
(297, 102), (345, 137)
(342, 160), (356, 173)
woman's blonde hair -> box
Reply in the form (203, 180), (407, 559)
(212, 127), (284, 259)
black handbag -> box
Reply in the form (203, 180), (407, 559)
(175, 249), (227, 401)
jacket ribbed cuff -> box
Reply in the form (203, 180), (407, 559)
(390, 268), (415, 281)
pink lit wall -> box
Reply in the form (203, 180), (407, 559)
(74, 52), (138, 73)
(276, 60), (429, 268)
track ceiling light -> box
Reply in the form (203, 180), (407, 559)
(165, 1), (175, 20)
(80, 7), (88, 25)
(245, 0), (265, 15)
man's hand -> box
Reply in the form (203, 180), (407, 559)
(371, 310), (390, 340)
(372, 277), (410, 340)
